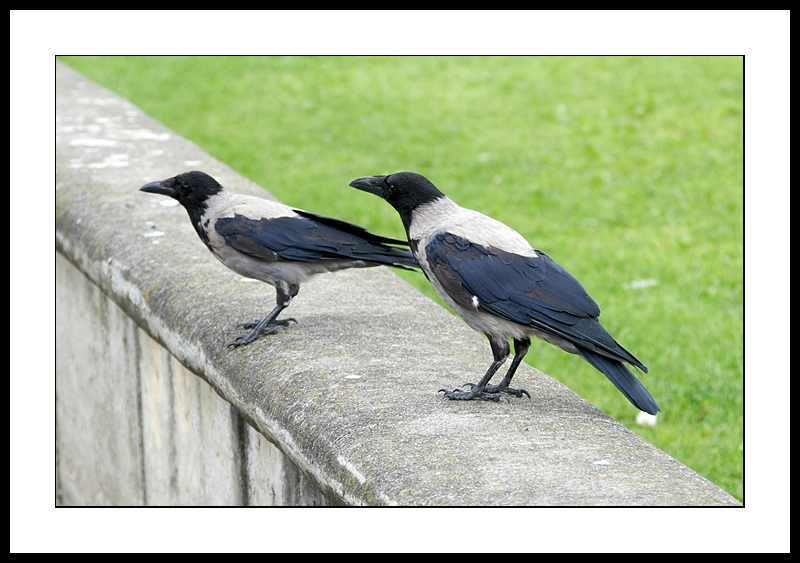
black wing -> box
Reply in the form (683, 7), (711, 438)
(215, 213), (418, 269)
(293, 209), (409, 247)
(425, 232), (609, 347)
(425, 231), (658, 414)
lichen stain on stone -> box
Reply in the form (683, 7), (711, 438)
(144, 281), (159, 302)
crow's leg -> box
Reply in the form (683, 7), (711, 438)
(228, 303), (293, 347)
(228, 283), (299, 348)
(235, 317), (295, 331)
(480, 337), (531, 398)
(439, 337), (511, 402)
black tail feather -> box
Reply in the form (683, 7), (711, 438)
(577, 349), (660, 415)
(353, 246), (420, 271)
(292, 209), (419, 271)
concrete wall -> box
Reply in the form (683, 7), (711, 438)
(55, 61), (741, 506)
(56, 254), (327, 506)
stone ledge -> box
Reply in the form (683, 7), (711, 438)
(55, 60), (740, 506)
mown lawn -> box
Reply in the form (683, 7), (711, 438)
(59, 56), (743, 501)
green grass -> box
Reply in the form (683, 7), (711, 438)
(59, 56), (743, 502)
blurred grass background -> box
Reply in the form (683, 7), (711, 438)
(59, 56), (743, 502)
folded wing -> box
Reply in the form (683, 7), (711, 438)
(215, 213), (418, 269)
(425, 231), (646, 371)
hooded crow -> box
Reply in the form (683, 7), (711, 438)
(350, 172), (659, 414)
(141, 171), (418, 347)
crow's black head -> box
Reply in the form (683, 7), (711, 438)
(140, 171), (226, 239)
(140, 170), (224, 210)
(349, 172), (446, 229)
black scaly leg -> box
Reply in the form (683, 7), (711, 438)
(482, 337), (531, 398)
(228, 283), (299, 348)
(439, 336), (512, 402)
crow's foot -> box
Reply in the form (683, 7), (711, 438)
(464, 382), (530, 399)
(228, 318), (296, 348)
(438, 387), (510, 402)
(236, 318), (296, 330)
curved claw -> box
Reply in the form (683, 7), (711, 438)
(228, 320), (294, 348)
(501, 387), (530, 399)
(237, 318), (297, 330)
(227, 336), (254, 348)
(439, 388), (509, 403)
(483, 384), (530, 399)
(459, 382), (529, 399)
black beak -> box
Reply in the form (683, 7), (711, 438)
(349, 175), (387, 198)
(139, 180), (175, 198)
